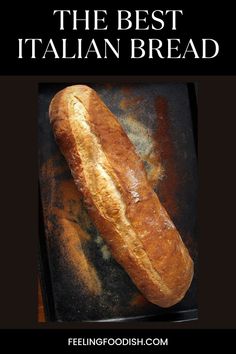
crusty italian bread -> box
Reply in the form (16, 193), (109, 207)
(49, 85), (194, 307)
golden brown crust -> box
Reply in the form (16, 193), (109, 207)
(49, 85), (194, 307)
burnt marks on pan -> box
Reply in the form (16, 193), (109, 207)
(154, 95), (197, 263)
(154, 96), (180, 218)
(119, 95), (144, 111)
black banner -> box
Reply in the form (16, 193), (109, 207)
(0, 2), (235, 75)
(0, 329), (235, 351)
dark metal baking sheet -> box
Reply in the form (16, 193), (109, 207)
(38, 82), (198, 322)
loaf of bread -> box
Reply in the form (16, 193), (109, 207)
(49, 85), (194, 308)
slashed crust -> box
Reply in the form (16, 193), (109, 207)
(49, 85), (194, 307)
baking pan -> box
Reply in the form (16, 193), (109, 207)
(38, 82), (198, 322)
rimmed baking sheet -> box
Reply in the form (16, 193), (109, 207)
(38, 82), (198, 322)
